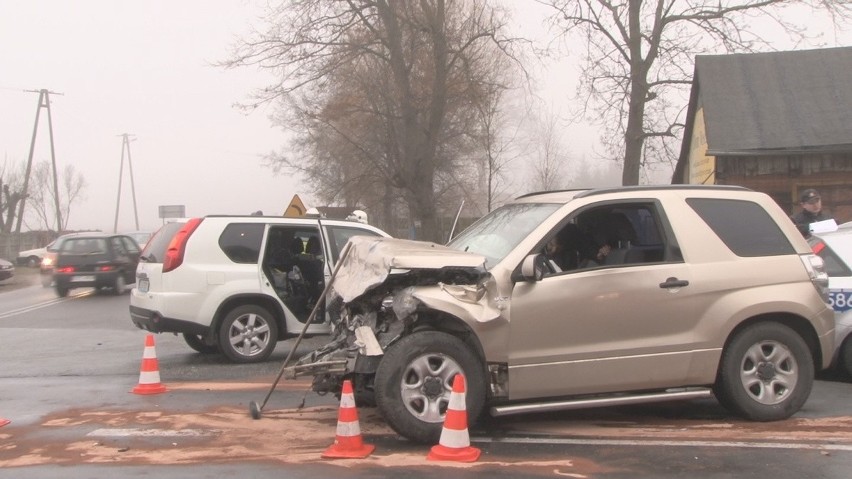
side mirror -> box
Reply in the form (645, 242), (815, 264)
(519, 254), (544, 282)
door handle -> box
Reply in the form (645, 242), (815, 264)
(659, 277), (689, 289)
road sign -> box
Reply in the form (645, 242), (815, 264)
(283, 195), (306, 217)
(158, 205), (186, 219)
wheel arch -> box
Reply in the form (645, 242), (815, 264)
(211, 293), (286, 341)
(721, 313), (823, 373)
(404, 309), (489, 374)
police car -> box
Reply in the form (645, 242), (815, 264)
(809, 222), (852, 375)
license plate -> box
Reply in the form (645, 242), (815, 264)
(72, 275), (95, 282)
(138, 278), (149, 293)
(830, 289), (852, 312)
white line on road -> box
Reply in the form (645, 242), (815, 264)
(475, 436), (852, 452)
(0, 290), (94, 319)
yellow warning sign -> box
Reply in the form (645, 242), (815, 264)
(283, 194), (307, 217)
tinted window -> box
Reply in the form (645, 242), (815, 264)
(111, 237), (128, 256)
(686, 198), (795, 257)
(327, 226), (383, 264)
(141, 222), (187, 263)
(219, 223), (264, 263)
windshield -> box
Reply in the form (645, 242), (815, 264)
(447, 202), (562, 268)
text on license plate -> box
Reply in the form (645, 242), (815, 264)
(830, 289), (852, 312)
(138, 278), (149, 293)
(72, 275), (95, 282)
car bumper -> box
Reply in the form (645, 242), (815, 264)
(129, 305), (209, 336)
(54, 271), (119, 289)
(0, 270), (13, 281)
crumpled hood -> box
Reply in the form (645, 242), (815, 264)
(331, 235), (487, 303)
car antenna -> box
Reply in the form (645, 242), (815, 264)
(447, 199), (465, 244)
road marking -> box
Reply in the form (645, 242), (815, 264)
(87, 428), (218, 438)
(475, 436), (852, 452)
(0, 290), (94, 319)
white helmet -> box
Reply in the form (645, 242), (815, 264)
(347, 209), (368, 224)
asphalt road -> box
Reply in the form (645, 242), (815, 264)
(3, 268), (852, 478)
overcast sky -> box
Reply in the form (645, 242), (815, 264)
(1, 1), (848, 234)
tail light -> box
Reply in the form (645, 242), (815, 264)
(800, 253), (830, 303)
(163, 218), (203, 273)
(56, 266), (75, 274)
(98, 265), (115, 272)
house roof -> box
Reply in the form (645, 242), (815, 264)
(693, 46), (852, 155)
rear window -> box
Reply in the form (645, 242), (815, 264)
(810, 237), (852, 277)
(141, 222), (186, 263)
(219, 223), (265, 263)
(686, 198), (795, 257)
(61, 238), (108, 254)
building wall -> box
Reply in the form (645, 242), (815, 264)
(715, 154), (852, 224)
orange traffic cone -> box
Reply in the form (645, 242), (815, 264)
(427, 374), (480, 462)
(131, 334), (167, 395)
(322, 379), (375, 458)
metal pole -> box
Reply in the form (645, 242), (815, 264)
(125, 135), (139, 230)
(44, 90), (63, 232)
(15, 91), (45, 235)
(113, 135), (126, 233)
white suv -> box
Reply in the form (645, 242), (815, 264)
(129, 215), (390, 363)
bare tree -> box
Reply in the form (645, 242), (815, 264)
(528, 108), (570, 191)
(23, 161), (86, 232)
(224, 0), (525, 241)
(0, 160), (26, 234)
(545, 0), (852, 186)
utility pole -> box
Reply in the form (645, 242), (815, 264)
(113, 133), (139, 233)
(16, 89), (63, 235)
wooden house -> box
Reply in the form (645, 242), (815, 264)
(673, 47), (852, 223)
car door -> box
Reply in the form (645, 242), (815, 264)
(507, 201), (709, 401)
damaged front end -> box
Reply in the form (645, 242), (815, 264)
(284, 236), (497, 401)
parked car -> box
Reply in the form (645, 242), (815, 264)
(0, 258), (15, 282)
(129, 215), (391, 363)
(53, 233), (141, 297)
(289, 185), (835, 444)
(809, 224), (852, 375)
(17, 245), (47, 267)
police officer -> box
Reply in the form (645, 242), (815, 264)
(791, 188), (832, 237)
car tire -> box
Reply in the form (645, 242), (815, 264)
(113, 274), (126, 295)
(55, 285), (68, 297)
(714, 322), (813, 421)
(218, 305), (278, 363)
(374, 330), (486, 444)
(183, 333), (220, 354)
(839, 338), (852, 377)
(27, 256), (39, 268)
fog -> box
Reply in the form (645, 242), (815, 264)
(1, 1), (848, 234)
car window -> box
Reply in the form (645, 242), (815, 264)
(448, 203), (562, 268)
(540, 202), (673, 275)
(111, 237), (128, 256)
(326, 226), (383, 264)
(686, 198), (795, 257)
(122, 236), (140, 254)
(219, 223), (265, 263)
(810, 238), (852, 277)
(141, 222), (186, 263)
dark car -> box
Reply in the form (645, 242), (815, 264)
(53, 233), (141, 297)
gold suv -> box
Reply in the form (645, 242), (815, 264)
(293, 186), (835, 443)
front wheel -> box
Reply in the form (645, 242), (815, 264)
(714, 322), (814, 421)
(374, 331), (486, 444)
(218, 305), (278, 363)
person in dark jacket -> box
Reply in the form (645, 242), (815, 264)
(791, 188), (832, 237)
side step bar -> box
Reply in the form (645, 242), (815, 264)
(489, 388), (714, 417)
